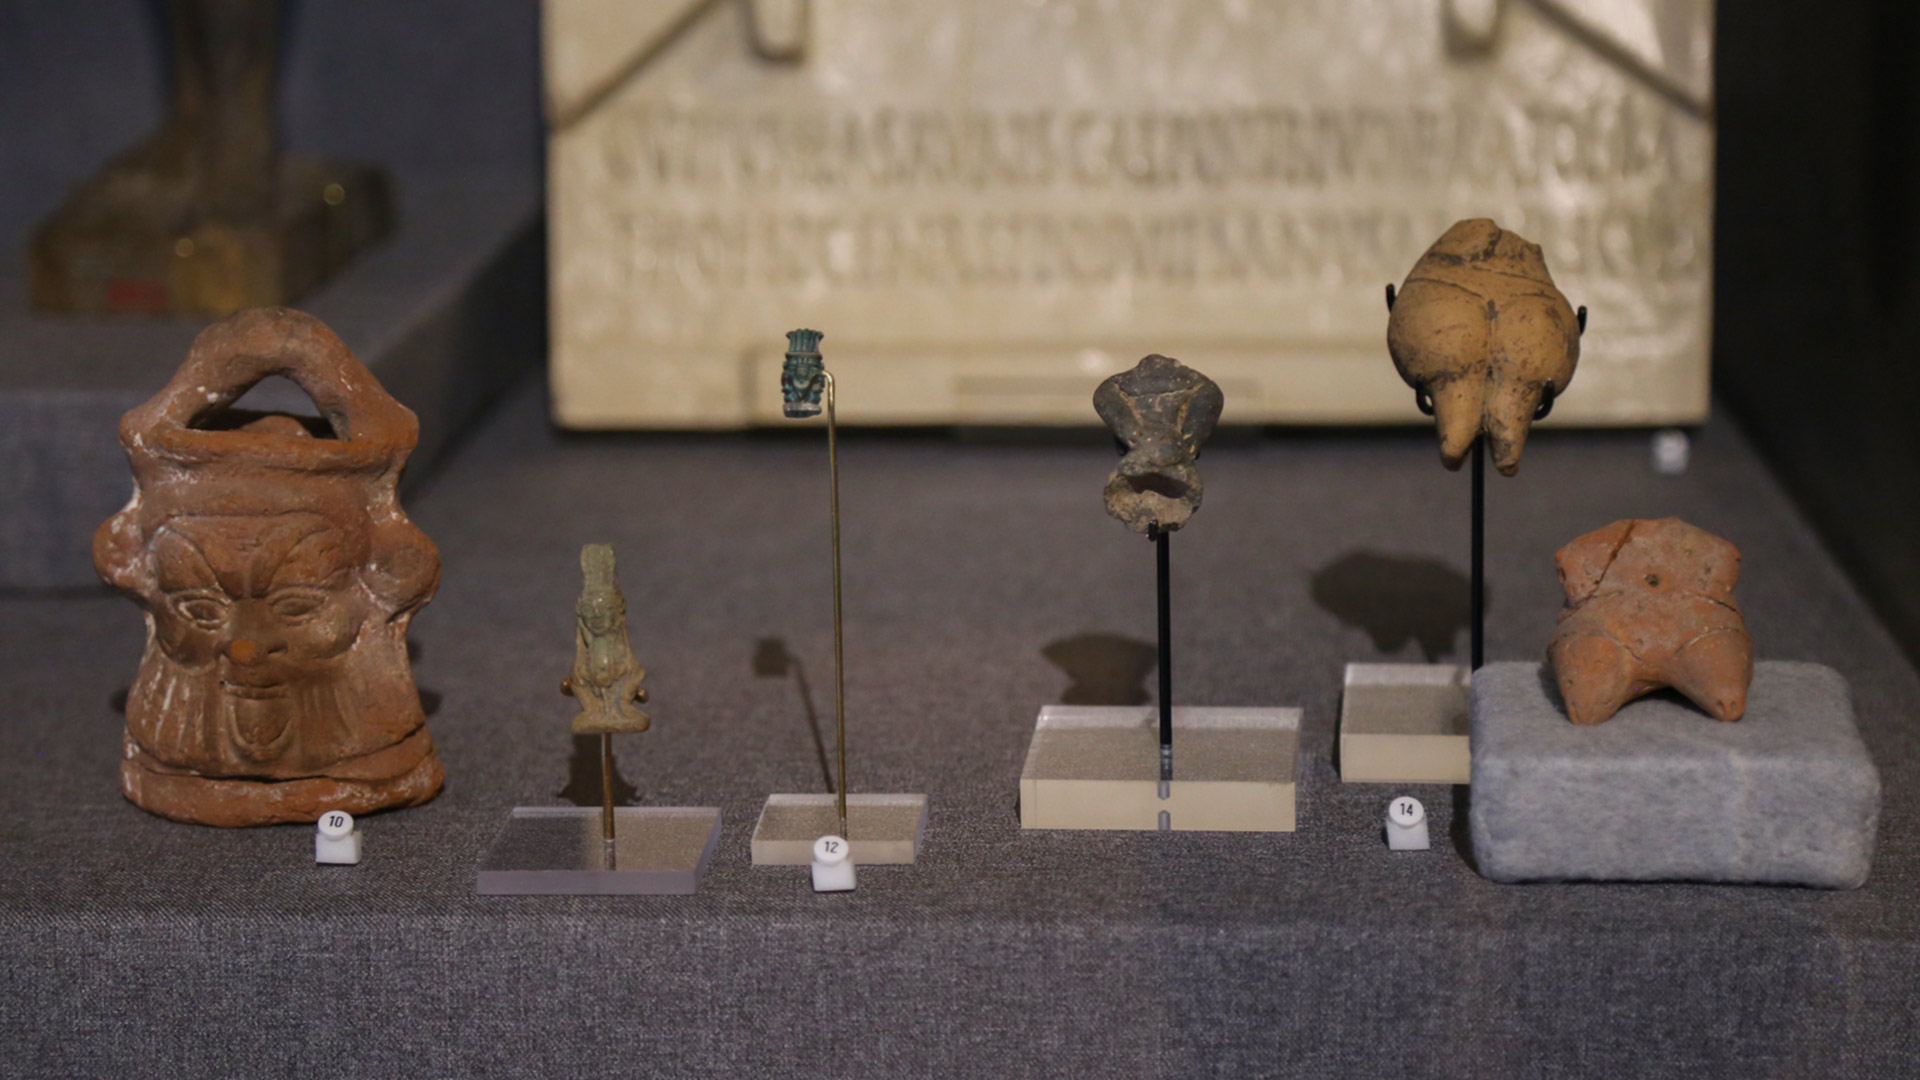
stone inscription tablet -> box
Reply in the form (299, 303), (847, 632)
(547, 0), (1713, 427)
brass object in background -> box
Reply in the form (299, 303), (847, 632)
(28, 0), (392, 317)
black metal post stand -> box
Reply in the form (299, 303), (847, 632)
(1471, 436), (1485, 671)
(1155, 527), (1173, 786)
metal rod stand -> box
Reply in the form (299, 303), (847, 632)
(1155, 527), (1173, 790)
(600, 731), (615, 867)
(825, 372), (849, 840)
(1471, 435), (1485, 671)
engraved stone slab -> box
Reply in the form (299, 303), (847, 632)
(750, 793), (929, 865)
(1339, 663), (1471, 785)
(1470, 662), (1881, 888)
(477, 806), (722, 895)
(546, 0), (1713, 428)
(1020, 706), (1299, 832)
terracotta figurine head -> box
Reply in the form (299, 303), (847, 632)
(1387, 218), (1583, 476)
(1094, 354), (1224, 534)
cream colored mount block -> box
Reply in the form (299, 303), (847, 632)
(545, 0), (1713, 429)
(751, 793), (929, 865)
(1339, 663), (1472, 785)
(1019, 706), (1299, 832)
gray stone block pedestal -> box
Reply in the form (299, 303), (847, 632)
(1470, 661), (1881, 887)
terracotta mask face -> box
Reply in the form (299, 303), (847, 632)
(148, 513), (372, 761)
(95, 307), (444, 826)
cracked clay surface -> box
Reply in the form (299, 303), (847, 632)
(1547, 517), (1753, 725)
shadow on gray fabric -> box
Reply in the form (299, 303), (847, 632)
(556, 734), (638, 808)
(752, 636), (835, 793)
(1042, 632), (1157, 706)
(1311, 550), (1479, 662)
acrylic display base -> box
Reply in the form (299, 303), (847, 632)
(476, 806), (722, 895)
(1338, 663), (1471, 784)
(750, 793), (929, 865)
(1019, 706), (1299, 832)
(1470, 662), (1882, 888)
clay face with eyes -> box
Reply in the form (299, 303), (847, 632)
(95, 307), (443, 826)
(149, 513), (370, 760)
(1387, 218), (1582, 476)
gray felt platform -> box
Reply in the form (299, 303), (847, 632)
(1470, 661), (1882, 887)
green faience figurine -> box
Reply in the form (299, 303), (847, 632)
(782, 329), (826, 418)
(562, 545), (650, 735)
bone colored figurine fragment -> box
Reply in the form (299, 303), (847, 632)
(1093, 354), (1224, 534)
(562, 545), (651, 735)
(93, 308), (443, 826)
(1548, 518), (1753, 726)
(1387, 219), (1583, 476)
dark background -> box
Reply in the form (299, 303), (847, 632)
(1713, 0), (1920, 667)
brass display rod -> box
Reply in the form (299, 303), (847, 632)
(824, 371), (849, 840)
(600, 732), (616, 843)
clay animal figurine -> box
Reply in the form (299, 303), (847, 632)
(1093, 354), (1224, 534)
(562, 544), (651, 734)
(1386, 218), (1584, 476)
(1547, 517), (1753, 725)
(94, 307), (443, 826)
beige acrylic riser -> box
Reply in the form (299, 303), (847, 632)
(1338, 663), (1473, 785)
(750, 793), (929, 865)
(1020, 706), (1299, 832)
(546, 0), (1714, 429)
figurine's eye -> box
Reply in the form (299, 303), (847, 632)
(1534, 382), (1557, 421)
(172, 593), (229, 630)
(269, 589), (327, 623)
(1415, 388), (1435, 417)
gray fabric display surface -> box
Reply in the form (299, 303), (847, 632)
(3, 383), (1917, 1077)
(1470, 661), (1881, 887)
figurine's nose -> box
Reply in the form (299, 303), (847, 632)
(224, 606), (285, 664)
